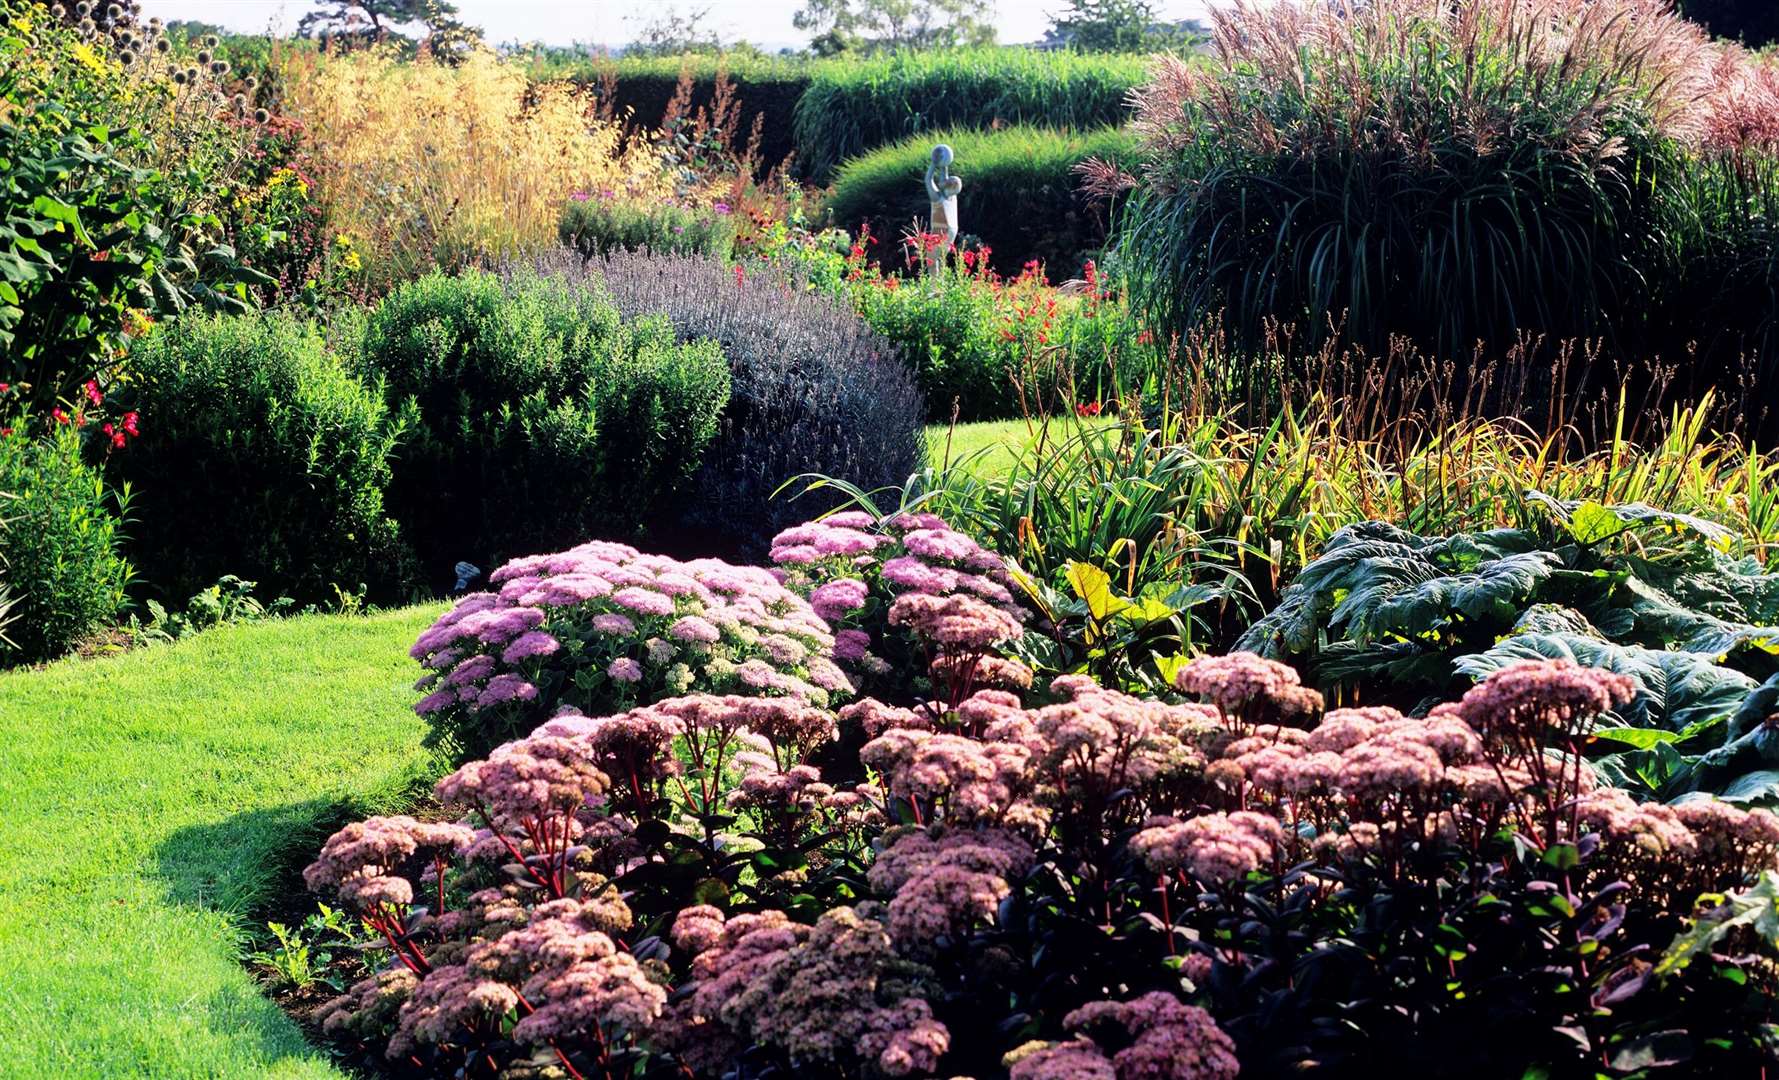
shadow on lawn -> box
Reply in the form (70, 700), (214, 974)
(155, 796), (374, 917)
(154, 754), (441, 920)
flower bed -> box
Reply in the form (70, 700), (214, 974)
(289, 514), (1779, 1078)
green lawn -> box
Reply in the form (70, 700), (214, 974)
(925, 417), (1115, 478)
(0, 605), (443, 1079)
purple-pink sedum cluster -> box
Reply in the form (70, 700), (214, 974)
(410, 538), (851, 752)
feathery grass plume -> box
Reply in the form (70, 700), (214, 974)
(280, 46), (670, 286)
(1115, 0), (1779, 400)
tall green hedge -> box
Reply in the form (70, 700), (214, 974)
(794, 48), (1149, 181)
(825, 125), (1138, 277)
(536, 48), (1152, 182)
(550, 54), (814, 172)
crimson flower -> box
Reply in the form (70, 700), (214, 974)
(121, 411), (140, 436)
(84, 380), (103, 406)
(52, 407), (71, 425)
(1076, 401), (1103, 417)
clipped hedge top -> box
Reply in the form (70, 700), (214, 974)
(531, 47), (1153, 178)
(795, 48), (1150, 180)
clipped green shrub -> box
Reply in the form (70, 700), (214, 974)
(0, 425), (132, 664)
(559, 197), (735, 260)
(793, 48), (1148, 181)
(826, 125), (1138, 278)
(356, 268), (730, 582)
(112, 311), (410, 605)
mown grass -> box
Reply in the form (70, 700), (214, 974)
(926, 418), (1113, 477)
(0, 605), (442, 1078)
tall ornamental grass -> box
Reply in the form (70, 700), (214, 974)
(280, 47), (670, 286)
(1111, 0), (1779, 387)
(793, 47), (1149, 181)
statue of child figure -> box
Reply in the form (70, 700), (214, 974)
(924, 143), (962, 271)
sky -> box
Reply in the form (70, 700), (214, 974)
(135, 0), (1216, 50)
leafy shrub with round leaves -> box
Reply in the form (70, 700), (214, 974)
(0, 424), (132, 663)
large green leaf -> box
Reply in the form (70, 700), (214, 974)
(1656, 871), (1779, 978)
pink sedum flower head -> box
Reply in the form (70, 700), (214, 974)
(768, 511), (1027, 693)
(409, 539), (846, 754)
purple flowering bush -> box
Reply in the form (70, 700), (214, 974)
(769, 510), (1031, 706)
(307, 583), (1779, 1080)
(411, 539), (852, 756)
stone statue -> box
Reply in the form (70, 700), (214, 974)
(924, 143), (962, 270)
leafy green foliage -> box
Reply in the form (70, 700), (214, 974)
(1045, 0), (1202, 52)
(793, 0), (996, 56)
(0, 10), (286, 412)
(125, 575), (295, 647)
(825, 125), (1137, 278)
(355, 268), (730, 582)
(1240, 495), (1779, 801)
(112, 310), (411, 605)
(793, 47), (1148, 181)
(0, 423), (132, 664)
(1658, 870), (1779, 977)
(558, 197), (735, 261)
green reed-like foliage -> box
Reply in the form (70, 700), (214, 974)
(1112, 0), (1779, 400)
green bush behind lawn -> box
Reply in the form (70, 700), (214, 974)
(0, 606), (441, 1078)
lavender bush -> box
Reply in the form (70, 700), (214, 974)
(532, 249), (926, 561)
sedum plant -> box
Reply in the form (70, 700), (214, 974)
(308, 618), (1779, 1077)
(410, 539), (851, 758)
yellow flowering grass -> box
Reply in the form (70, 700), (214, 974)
(282, 48), (670, 285)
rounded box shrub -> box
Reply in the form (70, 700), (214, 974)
(111, 311), (411, 605)
(825, 125), (1138, 279)
(355, 268), (731, 582)
(0, 424), (132, 663)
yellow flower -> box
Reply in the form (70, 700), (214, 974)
(70, 41), (110, 76)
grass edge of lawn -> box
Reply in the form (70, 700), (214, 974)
(0, 604), (445, 1079)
